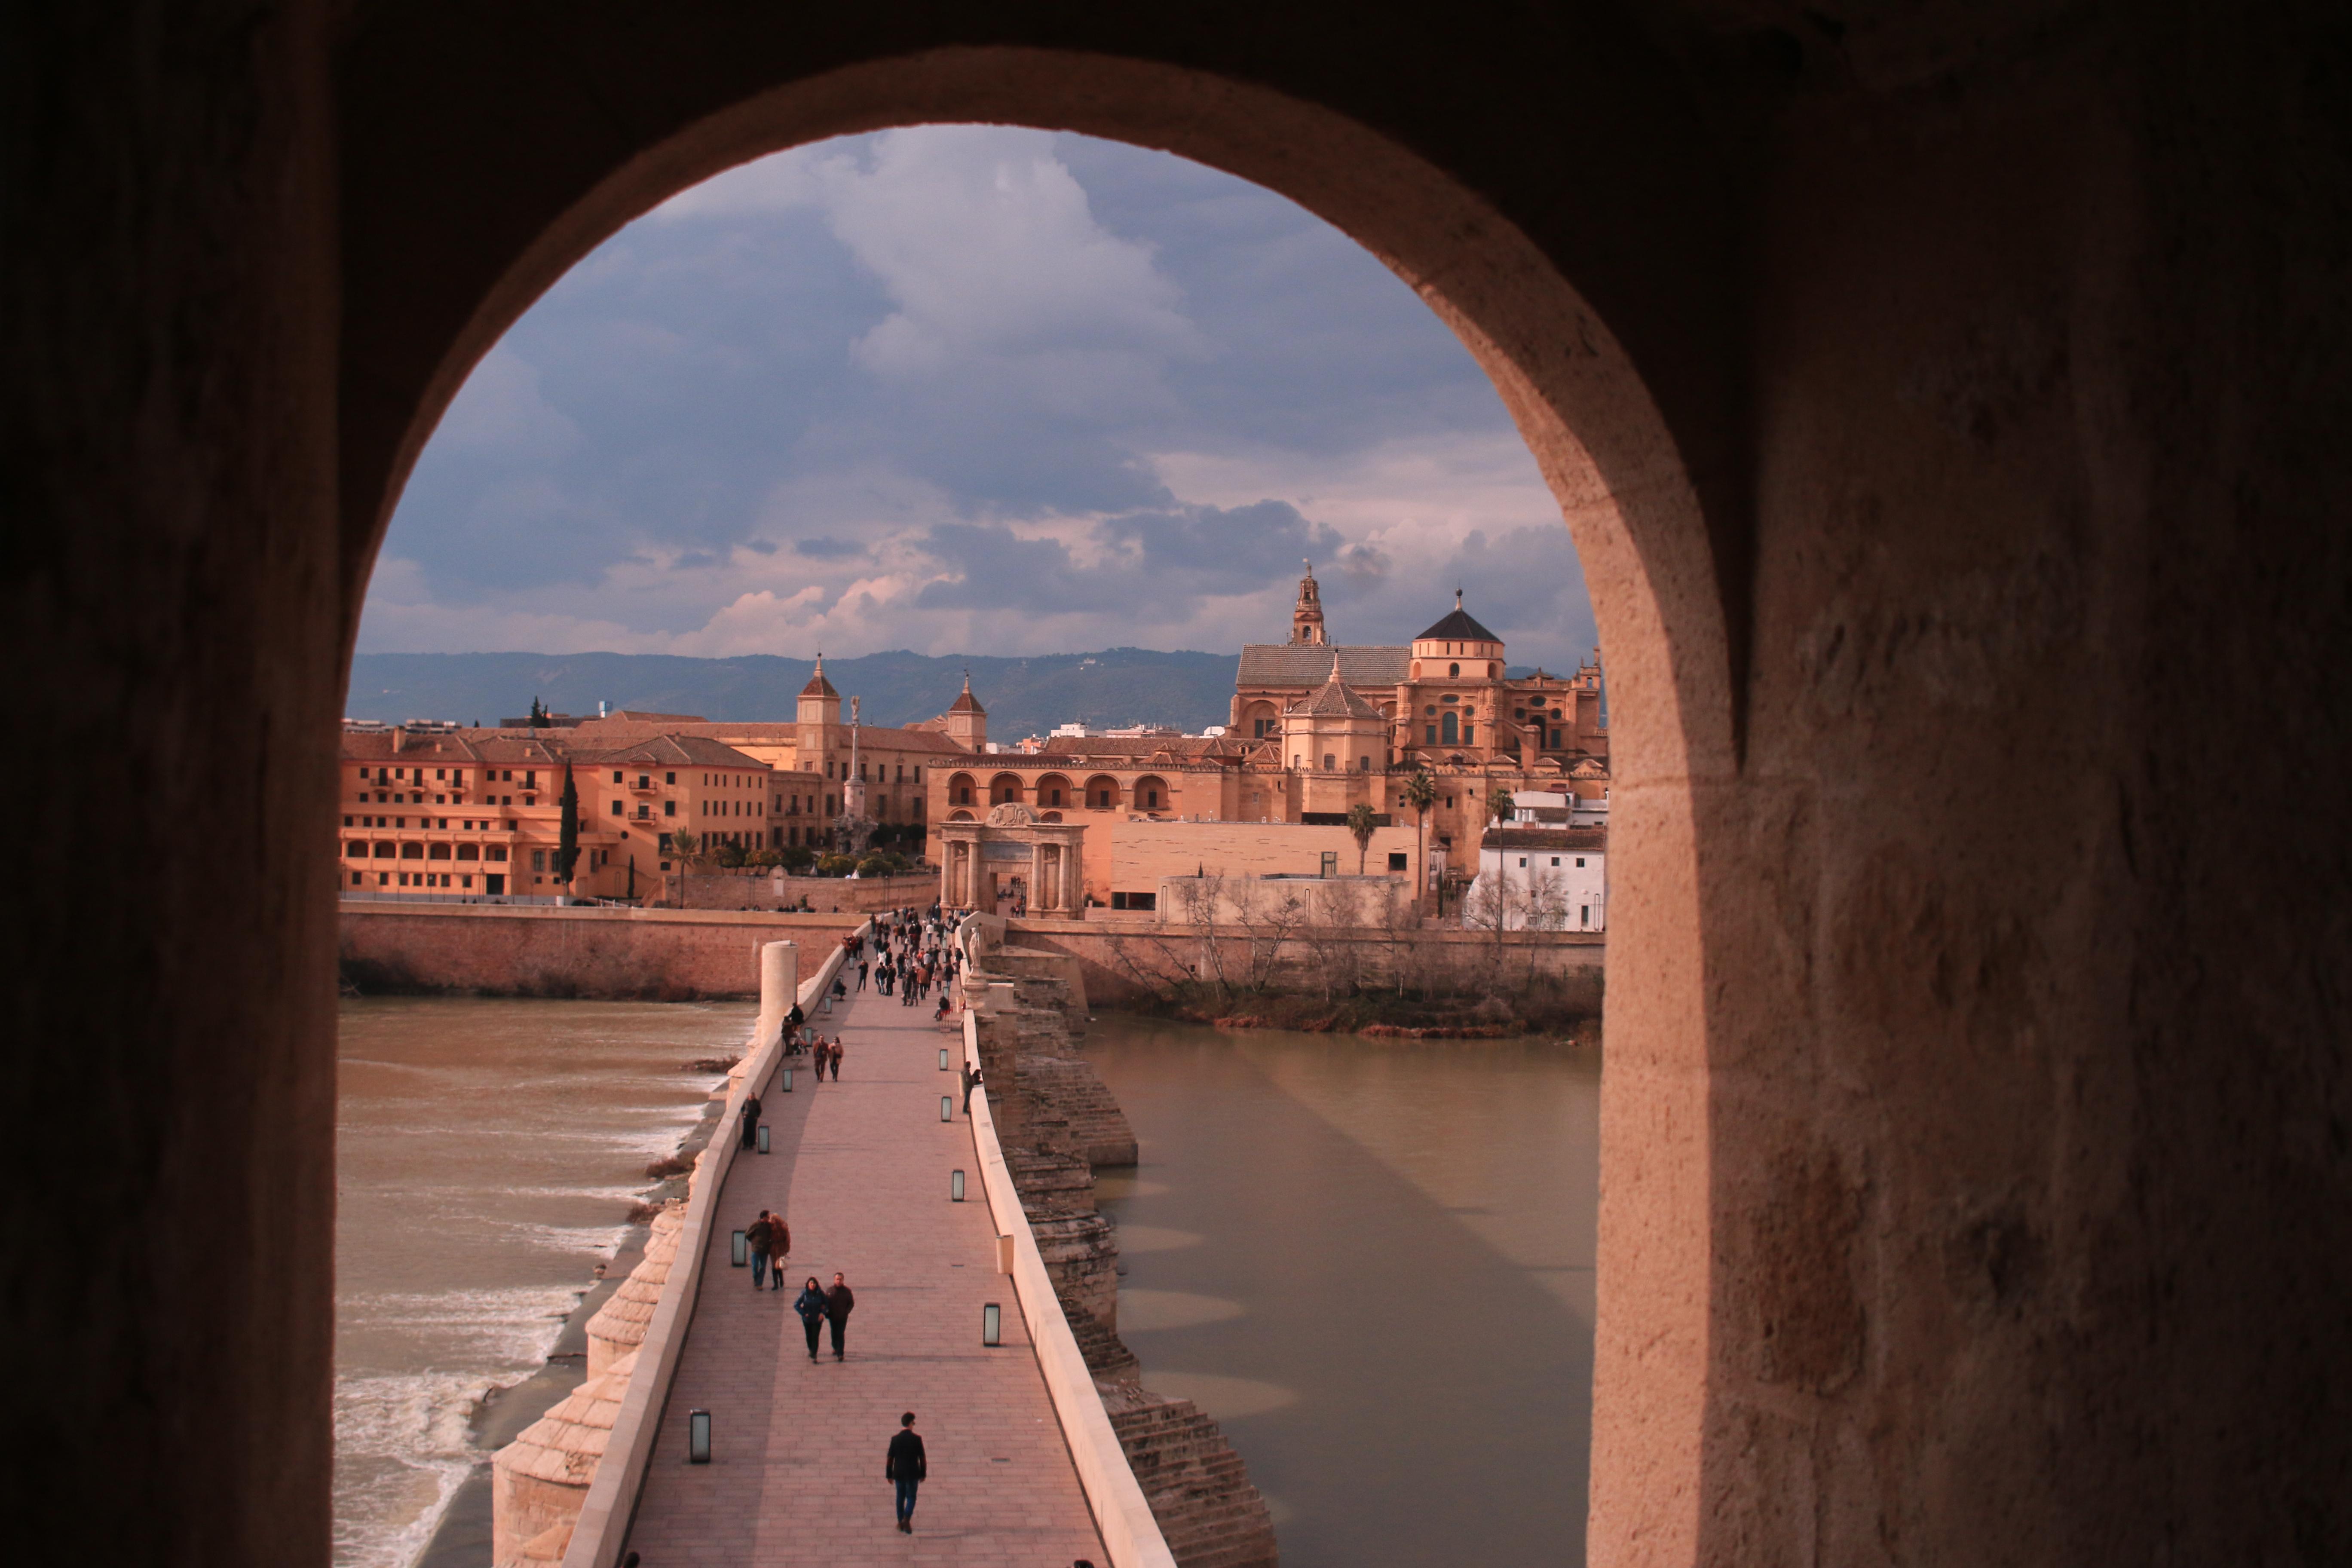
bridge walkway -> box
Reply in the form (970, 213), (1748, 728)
(623, 985), (1106, 1565)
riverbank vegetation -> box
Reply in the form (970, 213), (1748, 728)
(1095, 874), (1603, 1040)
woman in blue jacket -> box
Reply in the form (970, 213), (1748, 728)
(792, 1276), (828, 1361)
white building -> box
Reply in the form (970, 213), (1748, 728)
(1510, 787), (1610, 830)
(1465, 825), (1607, 930)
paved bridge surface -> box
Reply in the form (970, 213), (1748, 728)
(623, 987), (1106, 1565)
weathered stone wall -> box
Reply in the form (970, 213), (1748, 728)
(338, 904), (854, 998)
(671, 870), (936, 914)
(1004, 916), (1604, 1007)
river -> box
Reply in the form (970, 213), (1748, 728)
(1088, 1014), (1600, 1567)
(333, 1000), (1597, 1568)
(334, 997), (751, 1568)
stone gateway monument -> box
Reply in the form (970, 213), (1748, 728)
(939, 804), (1087, 917)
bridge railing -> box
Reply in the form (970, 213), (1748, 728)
(959, 921), (1179, 1568)
(561, 920), (868, 1568)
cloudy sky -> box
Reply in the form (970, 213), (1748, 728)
(360, 127), (1599, 669)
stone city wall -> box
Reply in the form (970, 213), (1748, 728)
(669, 870), (937, 915)
(1002, 916), (1604, 1007)
(338, 902), (857, 999)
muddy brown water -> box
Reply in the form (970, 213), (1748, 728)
(1089, 1014), (1600, 1567)
(332, 1000), (1597, 1568)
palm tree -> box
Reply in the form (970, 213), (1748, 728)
(1345, 802), (1379, 875)
(1485, 782), (1519, 942)
(668, 829), (702, 906)
(1401, 769), (1437, 909)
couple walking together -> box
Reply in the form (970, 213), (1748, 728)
(745, 1208), (789, 1288)
(793, 1271), (855, 1360)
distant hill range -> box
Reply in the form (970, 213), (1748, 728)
(344, 649), (1248, 741)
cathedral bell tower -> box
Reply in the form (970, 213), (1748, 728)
(1289, 560), (1327, 646)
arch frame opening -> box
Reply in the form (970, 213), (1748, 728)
(340, 40), (1743, 1564)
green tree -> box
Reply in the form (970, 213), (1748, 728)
(555, 762), (581, 885)
(1345, 802), (1380, 875)
(1401, 769), (1438, 907)
(528, 696), (550, 729)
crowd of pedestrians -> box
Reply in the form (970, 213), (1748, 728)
(714, 905), (997, 1539)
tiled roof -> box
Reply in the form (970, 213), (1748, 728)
(1295, 658), (1385, 719)
(1237, 643), (1408, 687)
(1415, 603), (1502, 643)
(602, 709), (705, 723)
(799, 656), (838, 699)
(571, 734), (766, 768)
(1480, 826), (1608, 852)
(946, 675), (985, 715)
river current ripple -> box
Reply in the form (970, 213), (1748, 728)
(334, 997), (750, 1568)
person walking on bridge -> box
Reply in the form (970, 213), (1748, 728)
(738, 1093), (760, 1151)
(885, 1412), (927, 1534)
(793, 1276), (827, 1360)
(825, 1271), (855, 1360)
(828, 1038), (845, 1081)
(764, 1210), (790, 1289)
(856, 958), (869, 992)
(745, 1211), (774, 1290)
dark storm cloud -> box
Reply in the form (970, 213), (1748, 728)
(793, 536), (865, 559)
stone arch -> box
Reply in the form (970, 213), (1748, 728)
(945, 772), (977, 808)
(274, 31), (1734, 1568)
(988, 773), (1025, 806)
(1083, 774), (1123, 811)
(1034, 772), (1074, 810)
(1132, 775), (1170, 813)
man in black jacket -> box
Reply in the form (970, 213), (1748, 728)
(826, 1271), (855, 1360)
(885, 1411), (926, 1533)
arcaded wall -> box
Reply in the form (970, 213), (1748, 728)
(7, 5), (2347, 1567)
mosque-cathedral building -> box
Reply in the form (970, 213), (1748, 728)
(334, 566), (1605, 910)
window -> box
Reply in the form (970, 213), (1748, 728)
(1550, 728), (1562, 748)
(1323, 753), (1335, 771)
(488, 846), (507, 861)
(1426, 725), (1437, 744)
(1388, 851), (1409, 871)
(530, 850), (546, 871)
(1551, 856), (1561, 866)
(400, 842), (423, 860)
(665, 771), (676, 784)
(429, 843), (451, 861)
(1441, 711), (1458, 744)
(524, 772), (537, 788)
(1320, 851), (1339, 877)
(664, 800), (675, 816)
(610, 800), (622, 814)
(457, 844), (478, 861)
(1360, 756), (1372, 771)
(1517, 856), (1527, 868)
(1575, 857), (1586, 867)
(1109, 891), (1157, 911)
(1449, 662), (1459, 677)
